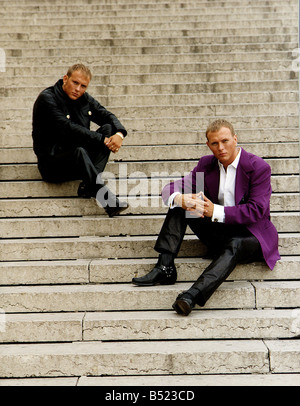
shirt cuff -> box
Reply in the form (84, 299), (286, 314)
(212, 204), (225, 223)
(168, 192), (181, 209)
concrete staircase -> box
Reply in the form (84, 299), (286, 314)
(0, 0), (299, 386)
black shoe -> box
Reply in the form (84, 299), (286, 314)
(78, 182), (93, 198)
(172, 291), (195, 316)
(105, 201), (129, 217)
(95, 186), (129, 217)
(132, 264), (177, 286)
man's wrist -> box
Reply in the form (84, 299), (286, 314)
(115, 132), (124, 140)
(173, 193), (182, 207)
(168, 192), (181, 209)
(212, 204), (225, 223)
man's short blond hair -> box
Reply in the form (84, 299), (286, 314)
(66, 63), (92, 80)
(206, 119), (236, 139)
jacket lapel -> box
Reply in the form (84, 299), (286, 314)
(235, 148), (253, 204)
(204, 157), (220, 203)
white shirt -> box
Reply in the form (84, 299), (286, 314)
(212, 147), (241, 222)
(168, 148), (241, 223)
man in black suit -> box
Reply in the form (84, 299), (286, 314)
(32, 63), (128, 217)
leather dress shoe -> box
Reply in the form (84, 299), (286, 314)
(172, 291), (195, 316)
(105, 201), (129, 217)
(132, 264), (177, 286)
(77, 182), (93, 198)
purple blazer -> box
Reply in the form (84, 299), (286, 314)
(162, 148), (280, 270)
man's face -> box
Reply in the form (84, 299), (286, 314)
(62, 70), (90, 100)
(206, 126), (238, 168)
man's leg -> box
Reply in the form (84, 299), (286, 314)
(38, 144), (127, 217)
(77, 124), (112, 197)
(94, 124), (112, 172)
(154, 207), (189, 256)
(38, 147), (93, 184)
(89, 124), (129, 216)
(132, 207), (188, 286)
(173, 234), (263, 316)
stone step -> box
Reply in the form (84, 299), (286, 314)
(0, 377), (78, 386)
(0, 192), (297, 219)
(4, 174), (300, 196)
(0, 11), (296, 24)
(1, 6), (297, 17)
(0, 282), (257, 313)
(77, 373), (300, 386)
(0, 142), (298, 165)
(3, 42), (297, 58)
(2, 33), (297, 49)
(2, 79), (297, 101)
(0, 339), (299, 378)
(1, 281), (299, 314)
(2, 91), (298, 111)
(0, 256), (299, 286)
(83, 309), (300, 341)
(3, 60), (295, 80)
(1, 101), (297, 121)
(89, 256), (300, 284)
(2, 26), (298, 41)
(4, 50), (295, 67)
(0, 309), (299, 344)
(119, 115), (299, 133)
(0, 213), (298, 239)
(1, 18), (297, 34)
(1, 157), (297, 181)
(0, 233), (298, 261)
(1, 373), (299, 386)
(0, 339), (279, 377)
(0, 0), (296, 6)
(1, 2), (297, 13)
(2, 128), (298, 148)
(0, 174), (297, 200)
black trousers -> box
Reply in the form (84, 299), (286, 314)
(37, 124), (112, 196)
(154, 207), (263, 306)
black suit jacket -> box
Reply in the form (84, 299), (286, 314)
(32, 79), (127, 160)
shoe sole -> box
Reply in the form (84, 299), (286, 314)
(132, 280), (176, 287)
(173, 299), (192, 316)
(107, 205), (129, 217)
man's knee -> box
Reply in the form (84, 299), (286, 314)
(226, 237), (243, 251)
(97, 123), (113, 138)
(225, 235), (262, 263)
(74, 146), (88, 158)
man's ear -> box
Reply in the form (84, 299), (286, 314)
(206, 140), (212, 152)
(62, 74), (68, 85)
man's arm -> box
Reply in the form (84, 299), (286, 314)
(162, 160), (203, 204)
(89, 96), (127, 136)
(88, 96), (127, 153)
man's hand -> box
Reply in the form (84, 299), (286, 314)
(174, 193), (214, 218)
(174, 193), (204, 216)
(104, 132), (124, 153)
(202, 194), (214, 218)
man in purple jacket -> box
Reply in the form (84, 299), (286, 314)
(132, 119), (280, 316)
